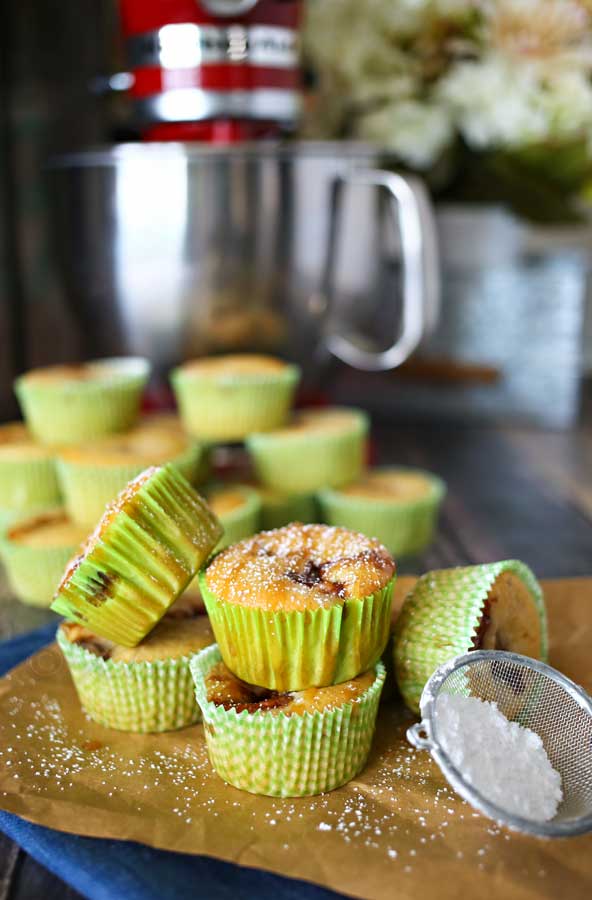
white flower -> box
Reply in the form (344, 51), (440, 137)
(483, 0), (592, 70)
(541, 70), (592, 139)
(356, 99), (454, 167)
(439, 56), (550, 148)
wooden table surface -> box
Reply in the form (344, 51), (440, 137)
(1, 417), (591, 899)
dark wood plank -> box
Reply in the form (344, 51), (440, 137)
(7, 850), (83, 900)
(0, 833), (19, 900)
(373, 421), (592, 577)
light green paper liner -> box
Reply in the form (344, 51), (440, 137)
(392, 560), (548, 714)
(318, 468), (446, 556)
(258, 489), (318, 530)
(246, 409), (368, 493)
(171, 364), (300, 443)
(51, 465), (223, 647)
(0, 454), (61, 515)
(57, 628), (202, 732)
(210, 486), (262, 551)
(15, 358), (149, 445)
(190, 644), (386, 797)
(57, 442), (203, 527)
(0, 530), (80, 608)
(200, 569), (395, 691)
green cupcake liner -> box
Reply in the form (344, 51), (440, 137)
(171, 365), (300, 443)
(51, 465), (223, 647)
(258, 489), (318, 531)
(0, 509), (16, 532)
(246, 409), (368, 493)
(318, 468), (446, 556)
(57, 629), (201, 732)
(209, 486), (262, 550)
(191, 644), (385, 797)
(200, 569), (395, 691)
(15, 358), (149, 445)
(0, 529), (80, 608)
(192, 445), (212, 486)
(392, 560), (548, 714)
(0, 454), (61, 515)
(57, 442), (203, 527)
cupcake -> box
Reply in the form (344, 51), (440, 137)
(191, 644), (385, 797)
(0, 510), (88, 607)
(255, 485), (318, 531)
(318, 467), (446, 556)
(51, 464), (223, 647)
(0, 422), (61, 524)
(200, 523), (395, 691)
(171, 354), (300, 443)
(246, 407), (368, 493)
(15, 357), (149, 445)
(393, 561), (547, 714)
(205, 485), (261, 550)
(58, 594), (214, 732)
(141, 413), (212, 485)
(57, 420), (203, 526)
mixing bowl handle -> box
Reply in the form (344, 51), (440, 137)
(324, 170), (440, 371)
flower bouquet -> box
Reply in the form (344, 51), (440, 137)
(303, 0), (592, 221)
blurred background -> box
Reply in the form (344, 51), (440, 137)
(2, 0), (592, 428)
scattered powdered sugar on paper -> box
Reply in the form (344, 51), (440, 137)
(0, 669), (553, 883)
(435, 694), (563, 822)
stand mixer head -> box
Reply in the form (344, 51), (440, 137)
(119, 0), (302, 142)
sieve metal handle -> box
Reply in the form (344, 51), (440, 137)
(406, 722), (434, 751)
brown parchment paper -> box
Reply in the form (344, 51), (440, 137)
(1, 577), (591, 900)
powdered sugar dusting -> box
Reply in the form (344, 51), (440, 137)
(0, 665), (532, 882)
(435, 694), (563, 822)
(205, 523), (395, 611)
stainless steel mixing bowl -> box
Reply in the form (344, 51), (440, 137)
(49, 142), (439, 379)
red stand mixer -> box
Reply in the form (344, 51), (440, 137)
(119, 0), (302, 142)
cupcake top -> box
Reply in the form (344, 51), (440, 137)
(19, 358), (148, 386)
(206, 486), (253, 517)
(0, 422), (53, 460)
(178, 354), (290, 379)
(339, 468), (435, 503)
(138, 412), (186, 433)
(60, 593), (213, 663)
(6, 511), (88, 548)
(263, 407), (367, 440)
(205, 658), (376, 716)
(58, 422), (193, 467)
(204, 522), (395, 611)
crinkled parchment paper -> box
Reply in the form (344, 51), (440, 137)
(1, 578), (591, 900)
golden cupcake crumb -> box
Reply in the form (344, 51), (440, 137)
(340, 469), (433, 502)
(205, 659), (376, 716)
(205, 523), (395, 612)
(7, 511), (88, 549)
(179, 354), (289, 377)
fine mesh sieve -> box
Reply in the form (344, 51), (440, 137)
(406, 650), (592, 837)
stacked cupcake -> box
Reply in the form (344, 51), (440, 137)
(190, 522), (395, 797)
(171, 353), (446, 555)
(54, 464), (222, 732)
(0, 359), (151, 606)
(171, 354), (307, 532)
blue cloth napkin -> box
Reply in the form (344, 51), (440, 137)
(0, 624), (343, 900)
